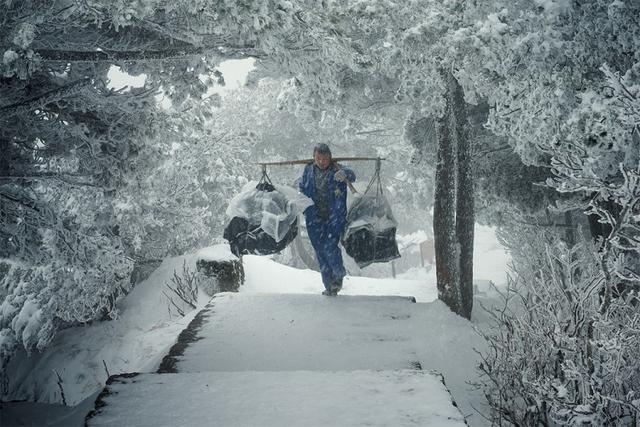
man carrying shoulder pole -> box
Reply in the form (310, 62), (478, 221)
(298, 143), (356, 296)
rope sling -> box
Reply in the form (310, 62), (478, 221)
(342, 158), (400, 268)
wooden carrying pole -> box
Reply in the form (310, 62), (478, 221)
(256, 157), (384, 194)
(256, 157), (384, 166)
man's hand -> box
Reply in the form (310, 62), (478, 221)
(334, 170), (348, 182)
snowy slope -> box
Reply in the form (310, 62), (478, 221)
(3, 253), (211, 406)
(242, 255), (439, 302)
(1, 226), (508, 426)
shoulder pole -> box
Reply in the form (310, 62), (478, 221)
(256, 157), (385, 166)
(255, 157), (385, 194)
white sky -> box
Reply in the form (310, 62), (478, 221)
(107, 57), (256, 97)
(214, 57), (256, 94)
(106, 66), (147, 91)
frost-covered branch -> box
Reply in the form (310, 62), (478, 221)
(34, 44), (262, 63)
(477, 225), (640, 425)
(0, 78), (91, 117)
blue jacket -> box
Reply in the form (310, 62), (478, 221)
(299, 162), (356, 237)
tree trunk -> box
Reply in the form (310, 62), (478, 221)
(434, 73), (460, 314)
(433, 71), (474, 319)
(450, 72), (474, 320)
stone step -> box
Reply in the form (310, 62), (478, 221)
(86, 369), (466, 427)
(158, 292), (421, 373)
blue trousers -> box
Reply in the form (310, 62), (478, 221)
(307, 219), (346, 290)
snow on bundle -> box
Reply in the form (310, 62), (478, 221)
(223, 170), (312, 256)
(342, 159), (400, 268)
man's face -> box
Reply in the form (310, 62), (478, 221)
(314, 152), (331, 170)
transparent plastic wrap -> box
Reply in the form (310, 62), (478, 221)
(343, 162), (400, 268)
(346, 192), (397, 234)
(224, 177), (312, 256)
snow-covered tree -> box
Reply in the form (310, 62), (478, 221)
(462, 2), (640, 423)
(0, 68), (158, 365)
(460, 1), (639, 233)
(0, 1), (232, 370)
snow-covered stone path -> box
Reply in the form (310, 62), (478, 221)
(86, 292), (467, 426)
(160, 293), (421, 373)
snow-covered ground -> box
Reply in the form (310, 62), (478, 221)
(89, 370), (466, 427)
(0, 225), (509, 426)
(3, 254), (210, 406)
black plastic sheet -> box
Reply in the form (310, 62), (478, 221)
(224, 215), (298, 257)
(343, 227), (400, 268)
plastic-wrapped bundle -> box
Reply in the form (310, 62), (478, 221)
(342, 164), (400, 268)
(223, 176), (312, 256)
